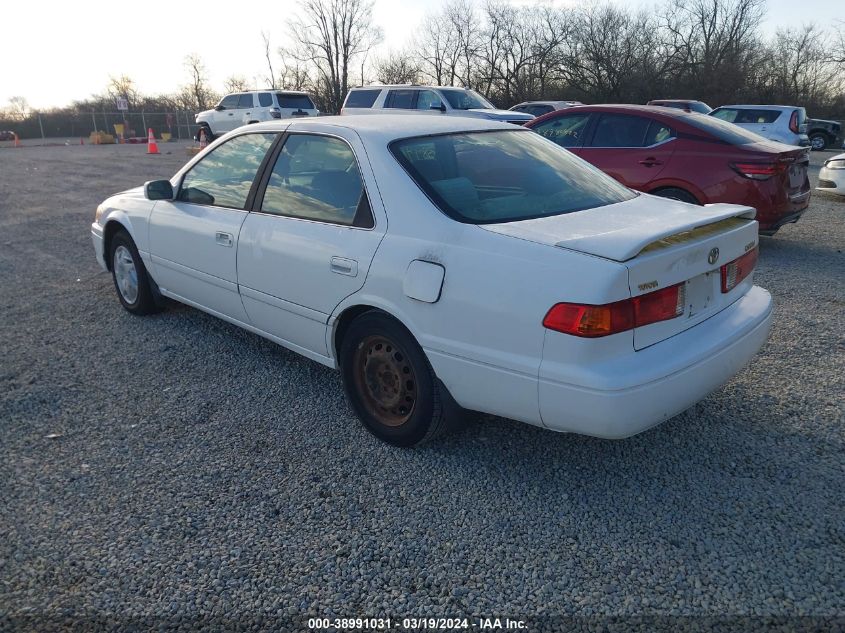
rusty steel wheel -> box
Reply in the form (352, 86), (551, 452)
(340, 311), (458, 447)
(352, 335), (417, 427)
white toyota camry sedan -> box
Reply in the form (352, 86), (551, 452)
(92, 116), (772, 446)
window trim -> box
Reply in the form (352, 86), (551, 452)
(250, 131), (376, 231)
(174, 131), (281, 212)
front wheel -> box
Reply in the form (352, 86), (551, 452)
(340, 312), (456, 447)
(109, 230), (159, 315)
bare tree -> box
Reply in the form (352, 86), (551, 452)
(107, 75), (139, 109)
(7, 96), (31, 121)
(374, 51), (421, 84)
(262, 32), (279, 89)
(224, 75), (251, 93)
(183, 54), (216, 110)
(285, 0), (383, 113)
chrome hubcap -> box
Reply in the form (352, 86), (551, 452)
(113, 245), (139, 304)
(353, 335), (417, 427)
(811, 137), (824, 150)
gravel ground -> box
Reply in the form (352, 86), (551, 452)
(0, 142), (843, 632)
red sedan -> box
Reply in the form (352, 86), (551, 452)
(525, 104), (811, 234)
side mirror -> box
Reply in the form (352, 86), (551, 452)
(431, 103), (446, 112)
(144, 179), (174, 201)
(215, 105), (225, 111)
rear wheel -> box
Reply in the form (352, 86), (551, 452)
(809, 133), (828, 151)
(340, 312), (456, 447)
(651, 187), (699, 205)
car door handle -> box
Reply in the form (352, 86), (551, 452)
(330, 256), (358, 277)
(215, 231), (233, 247)
(639, 157), (663, 167)
(227, 113), (234, 116)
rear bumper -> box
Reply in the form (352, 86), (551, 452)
(538, 286), (773, 438)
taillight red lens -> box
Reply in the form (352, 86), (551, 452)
(731, 162), (786, 180)
(789, 110), (799, 133)
(721, 247), (758, 293)
(543, 283), (685, 337)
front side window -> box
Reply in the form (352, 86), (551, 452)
(177, 133), (276, 209)
(531, 113), (591, 148)
(590, 114), (652, 147)
(438, 88), (494, 110)
(416, 90), (443, 110)
(218, 94), (240, 109)
(260, 134), (373, 227)
(391, 130), (636, 224)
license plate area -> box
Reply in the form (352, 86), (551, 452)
(686, 271), (716, 319)
(789, 163), (807, 189)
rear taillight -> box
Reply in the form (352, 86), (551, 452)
(720, 247), (758, 293)
(543, 283), (685, 337)
(730, 162), (787, 181)
(789, 110), (799, 134)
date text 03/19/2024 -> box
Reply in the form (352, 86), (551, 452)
(307, 617), (528, 630)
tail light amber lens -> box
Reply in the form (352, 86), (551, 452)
(721, 247), (758, 293)
(543, 283), (685, 338)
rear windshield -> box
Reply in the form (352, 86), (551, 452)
(276, 93), (315, 110)
(711, 107), (781, 124)
(344, 89), (381, 108)
(687, 113), (770, 145)
(390, 130), (636, 224)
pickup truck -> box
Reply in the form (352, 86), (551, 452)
(806, 118), (842, 151)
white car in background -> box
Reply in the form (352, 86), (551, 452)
(817, 153), (845, 195)
(509, 101), (583, 117)
(196, 90), (319, 139)
(341, 85), (533, 125)
(709, 104), (810, 147)
(91, 116), (772, 447)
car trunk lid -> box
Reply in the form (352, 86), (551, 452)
(481, 196), (760, 349)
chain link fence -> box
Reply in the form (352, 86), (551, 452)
(1, 111), (200, 141)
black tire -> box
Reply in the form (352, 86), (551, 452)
(809, 133), (828, 151)
(651, 187), (699, 205)
(197, 124), (214, 143)
(109, 230), (159, 315)
(340, 311), (456, 447)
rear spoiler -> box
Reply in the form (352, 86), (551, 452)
(554, 204), (757, 262)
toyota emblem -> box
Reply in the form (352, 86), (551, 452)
(708, 247), (720, 265)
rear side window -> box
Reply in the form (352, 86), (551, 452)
(391, 130), (635, 224)
(589, 114), (652, 147)
(276, 93), (315, 109)
(237, 93), (254, 108)
(531, 113), (591, 148)
(644, 121), (673, 145)
(178, 133), (276, 209)
(690, 114), (768, 144)
(344, 89), (381, 108)
(260, 134), (373, 227)
(711, 108), (781, 124)
(386, 90), (416, 109)
(258, 92), (273, 107)
(526, 105), (553, 116)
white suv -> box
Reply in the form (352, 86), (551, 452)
(340, 85), (533, 125)
(196, 90), (319, 139)
(709, 105), (810, 147)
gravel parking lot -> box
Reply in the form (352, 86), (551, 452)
(1, 141), (843, 631)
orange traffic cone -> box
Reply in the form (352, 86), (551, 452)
(146, 128), (159, 154)
(199, 128), (207, 149)
(13, 133), (21, 148)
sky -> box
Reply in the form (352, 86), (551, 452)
(1, 0), (841, 110)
